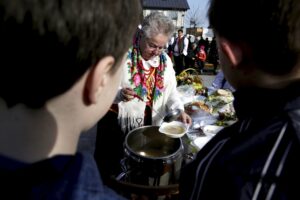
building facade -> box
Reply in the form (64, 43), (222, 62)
(142, 0), (189, 30)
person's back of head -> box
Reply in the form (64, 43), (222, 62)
(0, 0), (142, 197)
(208, 0), (300, 76)
(0, 0), (141, 108)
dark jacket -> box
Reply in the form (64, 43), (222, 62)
(0, 152), (125, 200)
(179, 82), (300, 200)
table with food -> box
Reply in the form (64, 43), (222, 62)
(176, 69), (237, 154)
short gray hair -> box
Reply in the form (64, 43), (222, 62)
(141, 12), (175, 40)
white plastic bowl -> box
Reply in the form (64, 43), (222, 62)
(192, 136), (212, 150)
(159, 121), (188, 138)
(202, 125), (224, 136)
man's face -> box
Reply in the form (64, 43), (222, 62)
(140, 33), (168, 60)
(178, 31), (183, 38)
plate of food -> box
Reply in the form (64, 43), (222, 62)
(184, 101), (212, 116)
(206, 89), (234, 105)
(159, 121), (188, 138)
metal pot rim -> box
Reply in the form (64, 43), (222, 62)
(124, 125), (183, 160)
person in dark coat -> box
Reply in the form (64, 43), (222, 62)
(204, 37), (210, 54)
(179, 0), (300, 199)
(207, 36), (219, 74)
(185, 42), (197, 69)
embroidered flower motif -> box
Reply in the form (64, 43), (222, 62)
(156, 75), (164, 90)
(133, 73), (141, 86)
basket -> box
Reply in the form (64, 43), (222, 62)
(176, 68), (203, 85)
(177, 68), (200, 77)
(176, 68), (207, 96)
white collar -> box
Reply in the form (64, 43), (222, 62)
(142, 56), (160, 69)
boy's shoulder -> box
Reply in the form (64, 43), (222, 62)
(0, 153), (125, 199)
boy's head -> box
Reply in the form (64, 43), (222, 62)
(0, 0), (141, 108)
(208, 0), (300, 77)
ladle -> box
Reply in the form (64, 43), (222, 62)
(162, 108), (182, 123)
(134, 94), (182, 123)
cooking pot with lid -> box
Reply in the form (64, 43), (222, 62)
(121, 125), (184, 187)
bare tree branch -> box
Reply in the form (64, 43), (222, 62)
(185, 0), (208, 28)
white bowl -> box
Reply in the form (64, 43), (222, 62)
(159, 121), (188, 138)
(192, 136), (212, 150)
(202, 125), (223, 136)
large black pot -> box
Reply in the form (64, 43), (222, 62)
(121, 125), (184, 187)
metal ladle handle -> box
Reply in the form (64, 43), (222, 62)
(163, 109), (182, 123)
(133, 94), (182, 123)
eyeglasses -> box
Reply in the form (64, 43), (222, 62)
(145, 40), (165, 52)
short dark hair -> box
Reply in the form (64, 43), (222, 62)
(208, 0), (300, 75)
(0, 0), (141, 108)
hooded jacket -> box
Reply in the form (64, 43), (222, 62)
(180, 82), (300, 200)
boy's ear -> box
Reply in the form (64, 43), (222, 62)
(84, 56), (115, 105)
(219, 37), (243, 68)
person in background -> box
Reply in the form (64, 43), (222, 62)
(94, 12), (192, 183)
(0, 0), (141, 199)
(207, 36), (219, 74)
(196, 45), (207, 74)
(179, 0), (300, 199)
(197, 36), (205, 49)
(167, 32), (176, 58)
(185, 43), (206, 74)
(185, 42), (197, 69)
(212, 70), (235, 91)
(173, 29), (189, 75)
(204, 37), (210, 54)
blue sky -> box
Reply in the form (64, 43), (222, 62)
(185, 0), (210, 28)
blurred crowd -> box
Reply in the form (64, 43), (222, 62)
(167, 30), (219, 75)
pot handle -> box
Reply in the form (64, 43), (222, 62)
(116, 157), (130, 181)
(115, 171), (127, 181)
